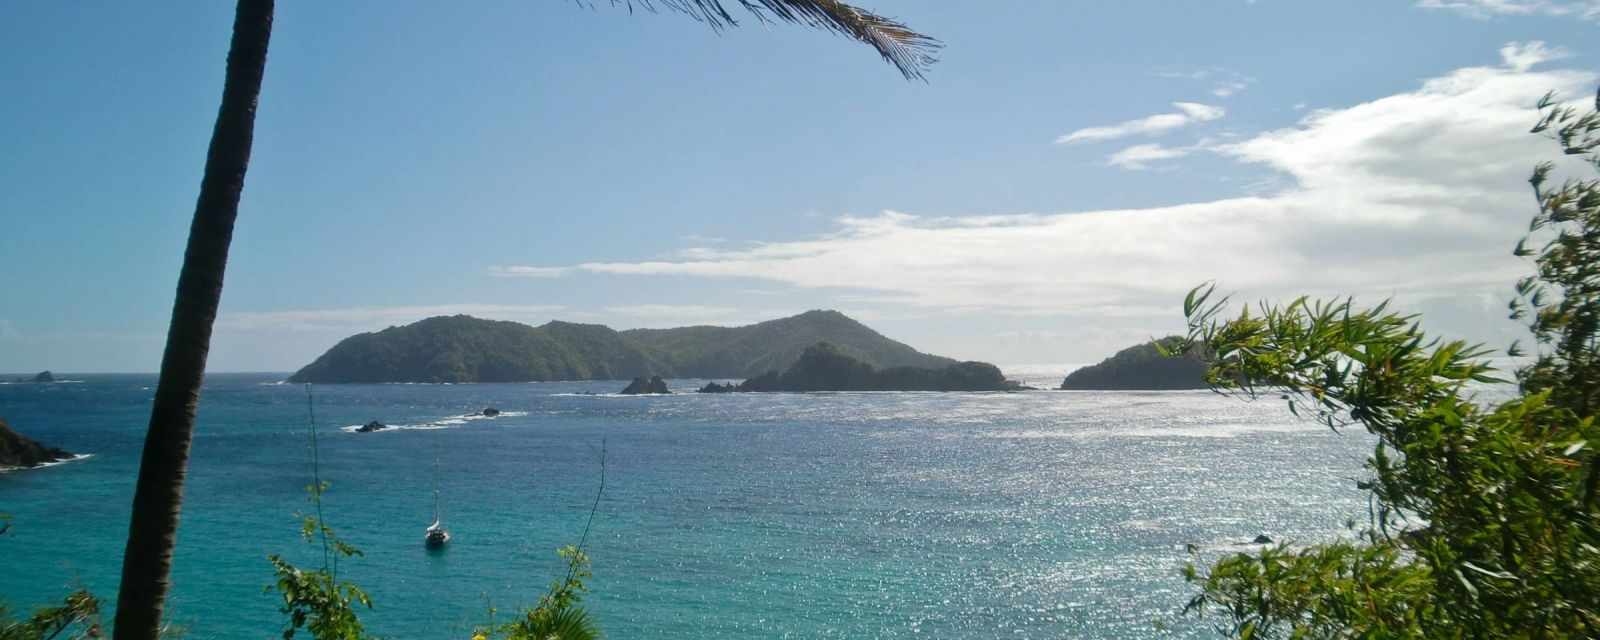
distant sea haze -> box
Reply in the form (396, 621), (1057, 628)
(998, 363), (1091, 388)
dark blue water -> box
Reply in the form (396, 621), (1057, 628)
(1, 374), (1371, 638)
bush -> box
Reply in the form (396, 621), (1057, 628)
(0, 590), (101, 640)
(1176, 88), (1600, 638)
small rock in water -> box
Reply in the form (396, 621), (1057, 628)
(32, 371), (54, 383)
(481, 407), (500, 417)
(1252, 534), (1274, 544)
(356, 420), (387, 433)
(620, 376), (670, 395)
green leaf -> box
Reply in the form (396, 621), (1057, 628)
(1461, 561), (1515, 580)
(1453, 566), (1479, 599)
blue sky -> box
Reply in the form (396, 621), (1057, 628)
(2, 1), (1597, 372)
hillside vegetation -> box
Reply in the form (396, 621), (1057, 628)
(1058, 336), (1208, 390)
(736, 342), (1015, 392)
(288, 310), (957, 383)
(622, 310), (955, 377)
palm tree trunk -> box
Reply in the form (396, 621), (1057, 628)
(112, 1), (273, 638)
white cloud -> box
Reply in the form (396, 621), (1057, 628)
(1106, 143), (1194, 169)
(487, 265), (571, 278)
(1155, 67), (1256, 99)
(1499, 40), (1571, 72)
(1055, 102), (1225, 144)
(1418, 0), (1600, 20)
(506, 53), (1596, 352)
(1212, 80), (1252, 97)
(217, 304), (567, 332)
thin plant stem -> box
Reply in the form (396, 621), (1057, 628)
(304, 384), (332, 576)
(565, 439), (607, 587)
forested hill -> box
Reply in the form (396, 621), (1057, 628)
(287, 310), (958, 383)
(621, 310), (956, 378)
(732, 342), (1014, 392)
(1058, 336), (1210, 390)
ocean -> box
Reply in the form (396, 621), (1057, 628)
(1, 372), (1372, 638)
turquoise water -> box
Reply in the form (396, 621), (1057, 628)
(1, 374), (1371, 638)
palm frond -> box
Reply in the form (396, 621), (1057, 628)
(505, 605), (601, 640)
(602, 0), (940, 80)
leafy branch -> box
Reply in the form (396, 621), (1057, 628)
(1177, 87), (1600, 638)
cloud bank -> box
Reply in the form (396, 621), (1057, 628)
(496, 46), (1595, 348)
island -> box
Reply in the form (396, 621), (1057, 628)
(1058, 336), (1210, 390)
(287, 310), (959, 384)
(731, 342), (1020, 392)
(0, 417), (74, 469)
(32, 371), (54, 383)
(619, 376), (670, 395)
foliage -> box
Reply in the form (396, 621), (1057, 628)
(736, 341), (1013, 391)
(268, 392), (371, 640)
(482, 440), (609, 640)
(0, 590), (102, 640)
(594, 0), (939, 80)
(1513, 90), (1600, 416)
(626, 309), (957, 378)
(288, 311), (956, 384)
(479, 546), (601, 640)
(1, 510), (102, 639)
(288, 316), (670, 384)
(1060, 336), (1209, 390)
(1176, 88), (1600, 638)
(266, 481), (372, 640)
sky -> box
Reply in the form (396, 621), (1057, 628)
(2, 1), (1598, 373)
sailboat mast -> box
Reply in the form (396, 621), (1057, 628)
(431, 446), (441, 523)
(423, 427), (451, 548)
(434, 426), (441, 519)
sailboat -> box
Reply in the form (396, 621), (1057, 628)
(424, 489), (450, 549)
(424, 450), (451, 549)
